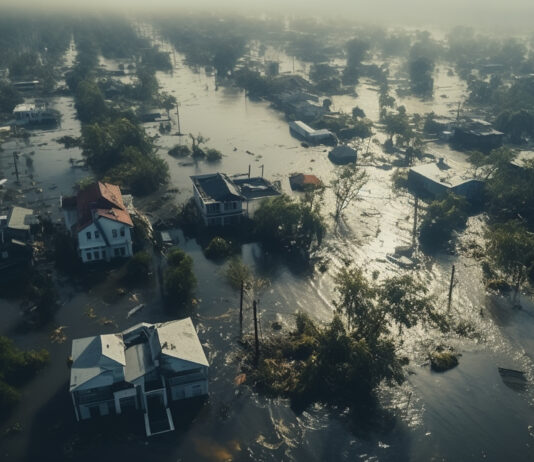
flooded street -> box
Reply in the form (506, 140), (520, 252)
(1, 35), (534, 462)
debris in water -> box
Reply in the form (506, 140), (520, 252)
(234, 373), (246, 386)
(498, 367), (527, 390)
(50, 326), (67, 344)
(127, 303), (145, 318)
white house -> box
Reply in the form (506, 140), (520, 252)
(191, 173), (245, 226)
(191, 173), (280, 226)
(61, 182), (134, 263)
(69, 318), (209, 437)
(12, 102), (58, 126)
(289, 120), (335, 144)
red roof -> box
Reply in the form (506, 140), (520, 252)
(76, 182), (133, 230)
(289, 173), (323, 190)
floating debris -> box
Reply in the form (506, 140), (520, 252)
(127, 303), (145, 318)
(50, 326), (67, 344)
(498, 367), (527, 391)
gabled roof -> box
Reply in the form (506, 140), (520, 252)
(69, 318), (208, 393)
(70, 334), (125, 391)
(75, 182), (134, 230)
(156, 318), (209, 367)
(191, 173), (244, 203)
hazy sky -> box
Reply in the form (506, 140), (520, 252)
(3, 0), (534, 31)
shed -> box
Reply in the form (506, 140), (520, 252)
(289, 173), (323, 191)
(329, 145), (357, 164)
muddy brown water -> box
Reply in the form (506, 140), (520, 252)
(0, 40), (533, 461)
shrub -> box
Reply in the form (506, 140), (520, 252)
(124, 251), (151, 283)
(168, 144), (191, 158)
(205, 148), (222, 162)
(164, 248), (196, 308)
(204, 237), (231, 259)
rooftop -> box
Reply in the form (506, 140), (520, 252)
(410, 159), (480, 188)
(191, 173), (244, 203)
(63, 182), (134, 231)
(233, 176), (281, 200)
(7, 206), (36, 231)
(70, 318), (208, 392)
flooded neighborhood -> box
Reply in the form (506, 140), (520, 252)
(1, 3), (534, 461)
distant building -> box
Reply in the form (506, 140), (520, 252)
(328, 145), (357, 164)
(451, 119), (503, 152)
(289, 120), (336, 145)
(0, 232), (32, 281)
(408, 158), (484, 201)
(191, 173), (280, 226)
(1, 206), (38, 242)
(12, 103), (58, 126)
(69, 318), (209, 437)
(61, 182), (134, 263)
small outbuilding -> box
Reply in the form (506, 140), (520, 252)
(328, 145), (357, 164)
(408, 158), (484, 201)
(289, 173), (323, 191)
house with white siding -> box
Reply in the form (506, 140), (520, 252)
(69, 318), (209, 437)
(61, 182), (134, 263)
(191, 173), (280, 226)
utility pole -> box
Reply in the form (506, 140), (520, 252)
(412, 196), (419, 248)
(13, 152), (19, 183)
(175, 102), (181, 135)
(239, 280), (244, 335)
(260, 164), (264, 178)
(253, 299), (259, 365)
(248, 164), (251, 179)
(447, 264), (456, 312)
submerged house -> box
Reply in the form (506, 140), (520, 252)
(191, 173), (280, 226)
(70, 318), (209, 437)
(408, 158), (484, 201)
(451, 119), (503, 152)
(1, 206), (37, 242)
(289, 120), (336, 145)
(12, 102), (58, 126)
(61, 182), (134, 263)
(328, 145), (357, 164)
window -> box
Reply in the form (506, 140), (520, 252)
(119, 247), (126, 256)
(86, 252), (92, 261)
(114, 248), (120, 257)
(94, 231), (100, 239)
(120, 228), (125, 237)
(86, 231), (91, 240)
(112, 229), (118, 238)
(94, 251), (99, 260)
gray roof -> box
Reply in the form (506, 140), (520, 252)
(329, 145), (357, 160)
(70, 334), (125, 391)
(70, 318), (208, 392)
(410, 161), (480, 189)
(191, 173), (243, 203)
(124, 342), (155, 382)
(233, 177), (280, 200)
(7, 206), (36, 231)
(157, 318), (209, 367)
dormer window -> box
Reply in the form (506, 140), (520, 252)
(120, 228), (125, 237)
(112, 229), (118, 238)
(95, 231), (100, 239)
(86, 231), (91, 240)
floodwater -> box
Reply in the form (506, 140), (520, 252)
(1, 33), (534, 462)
